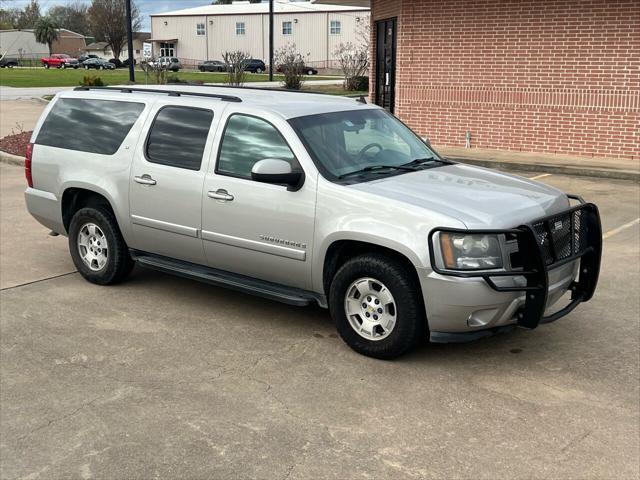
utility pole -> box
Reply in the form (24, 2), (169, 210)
(125, 0), (135, 83)
(269, 0), (274, 81)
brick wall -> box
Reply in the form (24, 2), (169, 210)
(370, 0), (639, 159)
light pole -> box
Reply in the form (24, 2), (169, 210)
(269, 0), (274, 81)
(125, 0), (135, 83)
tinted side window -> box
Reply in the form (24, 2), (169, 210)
(217, 114), (297, 179)
(146, 106), (213, 171)
(36, 98), (144, 155)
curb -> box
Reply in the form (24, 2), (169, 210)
(0, 150), (24, 166)
(450, 157), (639, 182)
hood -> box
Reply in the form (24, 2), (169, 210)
(347, 163), (569, 229)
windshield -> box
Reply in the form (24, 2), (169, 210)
(289, 109), (440, 180)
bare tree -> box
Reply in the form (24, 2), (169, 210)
(222, 50), (250, 87)
(48, 1), (90, 36)
(16, 0), (40, 29)
(334, 41), (369, 91)
(275, 43), (308, 90)
(141, 57), (170, 85)
(88, 0), (142, 62)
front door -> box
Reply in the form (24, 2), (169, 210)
(375, 17), (397, 113)
(129, 100), (218, 265)
(201, 111), (316, 290)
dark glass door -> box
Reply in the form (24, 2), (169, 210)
(375, 18), (397, 113)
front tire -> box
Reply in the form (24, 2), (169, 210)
(68, 207), (134, 285)
(43, 63), (49, 69)
(329, 254), (425, 359)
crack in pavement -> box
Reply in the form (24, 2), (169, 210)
(1, 271), (78, 291)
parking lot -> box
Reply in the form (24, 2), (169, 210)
(1, 162), (638, 478)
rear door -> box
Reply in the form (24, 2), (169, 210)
(128, 98), (224, 265)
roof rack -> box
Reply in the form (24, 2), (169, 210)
(196, 84), (330, 96)
(195, 84), (368, 104)
(73, 86), (242, 103)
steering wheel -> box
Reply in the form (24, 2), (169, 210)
(355, 143), (383, 162)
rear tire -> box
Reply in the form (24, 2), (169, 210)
(329, 254), (425, 359)
(68, 206), (134, 285)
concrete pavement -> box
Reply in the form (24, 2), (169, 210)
(0, 86), (74, 101)
(0, 163), (638, 478)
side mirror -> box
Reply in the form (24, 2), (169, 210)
(251, 159), (303, 190)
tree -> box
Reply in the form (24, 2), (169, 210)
(16, 0), (41, 29)
(275, 43), (308, 90)
(222, 50), (250, 86)
(0, 8), (22, 29)
(48, 1), (90, 36)
(334, 40), (369, 91)
(88, 0), (142, 62)
(34, 16), (59, 55)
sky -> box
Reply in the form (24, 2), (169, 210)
(1, 0), (243, 30)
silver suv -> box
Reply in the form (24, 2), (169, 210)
(24, 86), (602, 359)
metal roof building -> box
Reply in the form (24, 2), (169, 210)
(150, 0), (370, 68)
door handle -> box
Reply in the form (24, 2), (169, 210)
(134, 174), (156, 186)
(207, 189), (234, 201)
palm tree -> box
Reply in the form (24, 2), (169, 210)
(34, 17), (59, 55)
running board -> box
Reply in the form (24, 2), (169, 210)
(130, 250), (326, 308)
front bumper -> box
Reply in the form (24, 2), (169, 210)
(422, 199), (602, 338)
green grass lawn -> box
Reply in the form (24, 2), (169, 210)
(0, 68), (337, 88)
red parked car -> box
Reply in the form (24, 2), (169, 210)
(41, 54), (80, 69)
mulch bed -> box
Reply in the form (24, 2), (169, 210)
(0, 131), (32, 157)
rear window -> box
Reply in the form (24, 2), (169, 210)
(36, 98), (144, 155)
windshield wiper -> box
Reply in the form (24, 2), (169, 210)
(401, 157), (441, 168)
(338, 164), (417, 179)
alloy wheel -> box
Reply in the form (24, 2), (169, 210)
(77, 223), (108, 271)
(344, 277), (397, 341)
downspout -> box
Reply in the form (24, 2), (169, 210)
(205, 16), (209, 60)
(326, 12), (329, 69)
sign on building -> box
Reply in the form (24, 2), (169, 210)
(142, 42), (152, 59)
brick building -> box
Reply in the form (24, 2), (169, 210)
(316, 0), (639, 160)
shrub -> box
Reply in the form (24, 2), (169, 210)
(275, 43), (308, 90)
(167, 75), (187, 84)
(346, 75), (369, 91)
(79, 75), (105, 87)
(222, 50), (250, 86)
(334, 42), (369, 91)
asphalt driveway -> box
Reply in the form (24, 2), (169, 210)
(0, 163), (638, 479)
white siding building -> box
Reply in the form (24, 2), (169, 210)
(150, 0), (370, 68)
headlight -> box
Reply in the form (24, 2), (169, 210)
(438, 232), (503, 270)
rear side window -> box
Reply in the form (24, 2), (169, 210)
(36, 98), (144, 155)
(146, 106), (213, 171)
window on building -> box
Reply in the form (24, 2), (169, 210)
(146, 106), (214, 171)
(159, 42), (175, 57)
(236, 22), (246, 35)
(196, 23), (205, 36)
(36, 99), (144, 155)
(217, 114), (298, 180)
(330, 20), (341, 34)
(282, 21), (292, 35)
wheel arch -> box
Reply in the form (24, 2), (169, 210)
(320, 237), (422, 298)
(61, 186), (120, 235)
